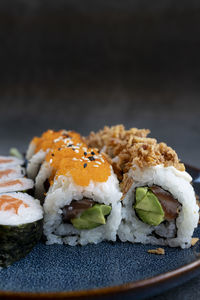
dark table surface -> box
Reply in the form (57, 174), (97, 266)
(0, 1), (200, 298)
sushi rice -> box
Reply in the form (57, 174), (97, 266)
(0, 192), (43, 226)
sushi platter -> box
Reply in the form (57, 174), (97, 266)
(0, 125), (200, 299)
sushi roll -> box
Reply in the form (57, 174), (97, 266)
(26, 129), (84, 179)
(0, 177), (34, 194)
(0, 165), (25, 182)
(0, 192), (43, 267)
(43, 147), (122, 246)
(87, 126), (199, 248)
(117, 138), (199, 248)
(0, 156), (23, 169)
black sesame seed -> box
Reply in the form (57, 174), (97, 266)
(67, 144), (73, 147)
(58, 148), (61, 151)
(72, 148), (75, 151)
(51, 153), (54, 156)
(88, 156), (95, 161)
(83, 163), (87, 168)
(91, 151), (95, 155)
(84, 152), (87, 156)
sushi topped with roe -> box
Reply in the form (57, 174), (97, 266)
(26, 129), (86, 179)
(33, 141), (122, 245)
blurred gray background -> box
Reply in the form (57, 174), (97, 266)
(0, 0), (200, 168)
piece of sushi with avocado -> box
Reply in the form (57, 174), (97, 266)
(0, 192), (43, 267)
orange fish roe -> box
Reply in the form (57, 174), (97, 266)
(0, 179), (22, 188)
(0, 169), (14, 179)
(0, 195), (29, 214)
(46, 146), (111, 186)
(32, 129), (84, 154)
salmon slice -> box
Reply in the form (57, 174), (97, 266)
(0, 195), (29, 214)
(0, 179), (22, 188)
(0, 159), (13, 164)
(0, 169), (14, 179)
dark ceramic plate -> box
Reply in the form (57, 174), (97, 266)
(0, 165), (200, 300)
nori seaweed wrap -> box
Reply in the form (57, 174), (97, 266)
(0, 192), (43, 267)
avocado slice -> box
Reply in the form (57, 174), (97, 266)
(71, 204), (111, 230)
(134, 187), (165, 226)
(135, 209), (165, 226)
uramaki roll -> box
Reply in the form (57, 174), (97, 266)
(118, 165), (199, 248)
(116, 138), (199, 248)
(42, 146), (122, 246)
(86, 126), (199, 248)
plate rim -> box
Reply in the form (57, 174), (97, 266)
(0, 164), (200, 299)
(1, 258), (200, 299)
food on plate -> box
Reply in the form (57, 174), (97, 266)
(0, 154), (43, 267)
(0, 125), (197, 259)
(0, 192), (43, 267)
(147, 248), (165, 255)
(86, 125), (199, 248)
(41, 145), (122, 245)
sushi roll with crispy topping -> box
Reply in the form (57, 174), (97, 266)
(86, 126), (199, 248)
(117, 138), (199, 248)
(0, 192), (43, 267)
(42, 147), (122, 245)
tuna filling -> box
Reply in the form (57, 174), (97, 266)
(62, 198), (95, 222)
(150, 186), (181, 221)
(134, 186), (181, 226)
(62, 198), (111, 230)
